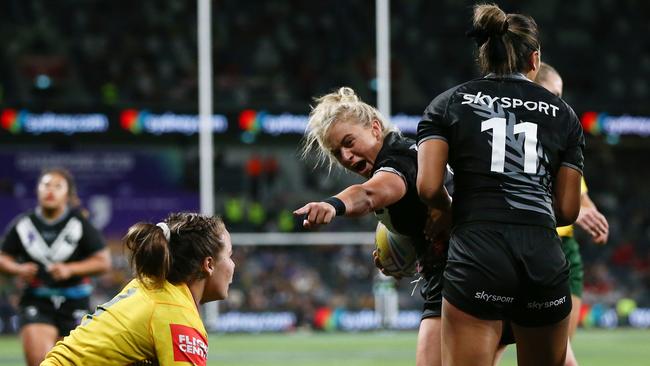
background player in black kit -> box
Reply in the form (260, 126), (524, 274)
(0, 168), (111, 366)
(294, 87), (456, 366)
(416, 4), (584, 366)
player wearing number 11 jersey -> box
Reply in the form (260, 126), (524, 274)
(416, 4), (585, 365)
(418, 75), (583, 230)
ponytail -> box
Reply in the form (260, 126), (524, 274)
(469, 4), (540, 75)
(124, 223), (171, 288)
(124, 213), (226, 288)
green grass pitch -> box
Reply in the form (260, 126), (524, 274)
(0, 328), (648, 365)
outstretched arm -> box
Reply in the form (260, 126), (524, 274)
(294, 171), (407, 229)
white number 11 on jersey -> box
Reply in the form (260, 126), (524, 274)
(481, 117), (538, 174)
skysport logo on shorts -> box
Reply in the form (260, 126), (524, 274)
(170, 324), (208, 366)
(474, 291), (515, 304)
(527, 296), (567, 310)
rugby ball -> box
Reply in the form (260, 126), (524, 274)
(374, 222), (417, 278)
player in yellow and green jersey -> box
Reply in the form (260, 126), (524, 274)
(41, 213), (235, 366)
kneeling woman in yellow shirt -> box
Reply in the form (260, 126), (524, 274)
(41, 213), (235, 366)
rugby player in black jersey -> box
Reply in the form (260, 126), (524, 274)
(0, 168), (111, 366)
(294, 87), (510, 366)
(416, 4), (584, 366)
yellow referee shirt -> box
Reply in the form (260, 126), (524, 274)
(556, 177), (588, 238)
(41, 279), (208, 366)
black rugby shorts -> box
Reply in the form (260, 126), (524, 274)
(19, 294), (90, 336)
(443, 222), (571, 327)
(420, 261), (444, 319)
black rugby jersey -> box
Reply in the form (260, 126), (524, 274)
(0, 207), (106, 288)
(372, 132), (454, 253)
(417, 74), (585, 229)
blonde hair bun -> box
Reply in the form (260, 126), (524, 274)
(338, 87), (358, 103)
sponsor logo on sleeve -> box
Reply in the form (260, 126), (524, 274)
(170, 324), (208, 365)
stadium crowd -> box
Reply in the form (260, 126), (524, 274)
(1, 0), (647, 113)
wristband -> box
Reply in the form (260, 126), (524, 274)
(323, 197), (346, 216)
